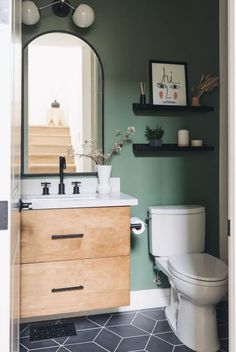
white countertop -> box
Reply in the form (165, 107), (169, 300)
(22, 192), (138, 210)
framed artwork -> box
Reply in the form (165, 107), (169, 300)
(149, 60), (188, 106)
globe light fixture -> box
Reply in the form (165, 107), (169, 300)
(22, 0), (40, 25)
(22, 0), (95, 28)
(72, 4), (94, 28)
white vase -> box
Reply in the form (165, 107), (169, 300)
(97, 165), (112, 194)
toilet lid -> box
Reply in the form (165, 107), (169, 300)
(168, 253), (228, 282)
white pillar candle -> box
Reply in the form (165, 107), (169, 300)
(178, 129), (189, 147)
(191, 139), (203, 147)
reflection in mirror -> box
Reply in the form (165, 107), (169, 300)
(23, 32), (103, 175)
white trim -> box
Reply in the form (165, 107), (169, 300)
(119, 288), (170, 312)
(228, 0), (236, 350)
(21, 288), (170, 322)
(0, 18), (12, 352)
(219, 0), (228, 263)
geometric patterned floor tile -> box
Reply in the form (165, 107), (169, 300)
(141, 308), (166, 321)
(106, 324), (147, 338)
(156, 331), (182, 345)
(64, 327), (101, 344)
(220, 338), (229, 352)
(20, 305), (228, 352)
(132, 313), (156, 333)
(74, 317), (99, 330)
(217, 307), (228, 323)
(174, 345), (195, 352)
(20, 336), (59, 350)
(65, 342), (107, 352)
(218, 324), (228, 339)
(87, 314), (112, 326)
(19, 344), (28, 352)
(94, 329), (121, 351)
(146, 335), (173, 352)
(153, 319), (172, 334)
(105, 312), (136, 327)
(116, 335), (149, 352)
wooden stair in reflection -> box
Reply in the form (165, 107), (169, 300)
(28, 126), (76, 174)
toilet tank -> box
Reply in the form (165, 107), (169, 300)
(149, 205), (205, 256)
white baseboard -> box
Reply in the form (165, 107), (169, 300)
(22, 288), (170, 323)
(118, 288), (170, 312)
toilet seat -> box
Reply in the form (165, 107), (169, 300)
(168, 253), (228, 286)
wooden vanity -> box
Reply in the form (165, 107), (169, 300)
(20, 206), (131, 319)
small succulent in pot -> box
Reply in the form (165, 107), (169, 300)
(145, 125), (164, 147)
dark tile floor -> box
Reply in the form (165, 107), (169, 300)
(20, 303), (228, 352)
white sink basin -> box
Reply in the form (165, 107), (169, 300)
(29, 194), (97, 200)
(22, 192), (138, 210)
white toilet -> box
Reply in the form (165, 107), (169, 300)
(149, 205), (228, 352)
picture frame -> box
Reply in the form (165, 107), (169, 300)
(149, 60), (188, 106)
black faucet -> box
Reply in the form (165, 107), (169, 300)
(58, 156), (66, 194)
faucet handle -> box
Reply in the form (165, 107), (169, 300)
(72, 181), (81, 194)
(41, 182), (51, 195)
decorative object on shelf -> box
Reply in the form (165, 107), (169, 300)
(139, 81), (146, 104)
(191, 74), (219, 106)
(149, 60), (188, 106)
(97, 165), (112, 194)
(22, 0), (95, 28)
(145, 125), (164, 147)
(178, 129), (189, 147)
(191, 96), (201, 107)
(68, 126), (135, 194)
(191, 139), (203, 147)
(47, 100), (64, 126)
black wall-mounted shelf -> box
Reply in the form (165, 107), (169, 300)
(133, 144), (214, 156)
(133, 103), (214, 114)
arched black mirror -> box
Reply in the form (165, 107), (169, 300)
(22, 32), (103, 176)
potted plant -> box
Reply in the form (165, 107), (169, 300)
(191, 74), (219, 106)
(145, 125), (164, 147)
(68, 126), (135, 194)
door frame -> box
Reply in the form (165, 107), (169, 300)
(0, 0), (21, 350)
(0, 18), (14, 352)
(228, 0), (236, 350)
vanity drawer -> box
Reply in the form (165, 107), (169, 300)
(21, 207), (130, 263)
(20, 256), (130, 318)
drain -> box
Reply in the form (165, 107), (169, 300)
(29, 322), (76, 341)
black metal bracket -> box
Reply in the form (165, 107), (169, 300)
(19, 199), (32, 212)
(0, 201), (8, 230)
(130, 223), (142, 231)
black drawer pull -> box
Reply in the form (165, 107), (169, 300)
(51, 233), (84, 240)
(51, 285), (84, 293)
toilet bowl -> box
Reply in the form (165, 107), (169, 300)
(155, 254), (227, 352)
(149, 205), (228, 352)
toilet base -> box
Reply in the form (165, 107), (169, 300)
(165, 294), (220, 352)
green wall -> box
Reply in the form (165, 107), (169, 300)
(23, 0), (219, 291)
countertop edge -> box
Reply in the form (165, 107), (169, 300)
(22, 192), (138, 210)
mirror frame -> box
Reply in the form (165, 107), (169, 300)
(21, 30), (104, 178)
